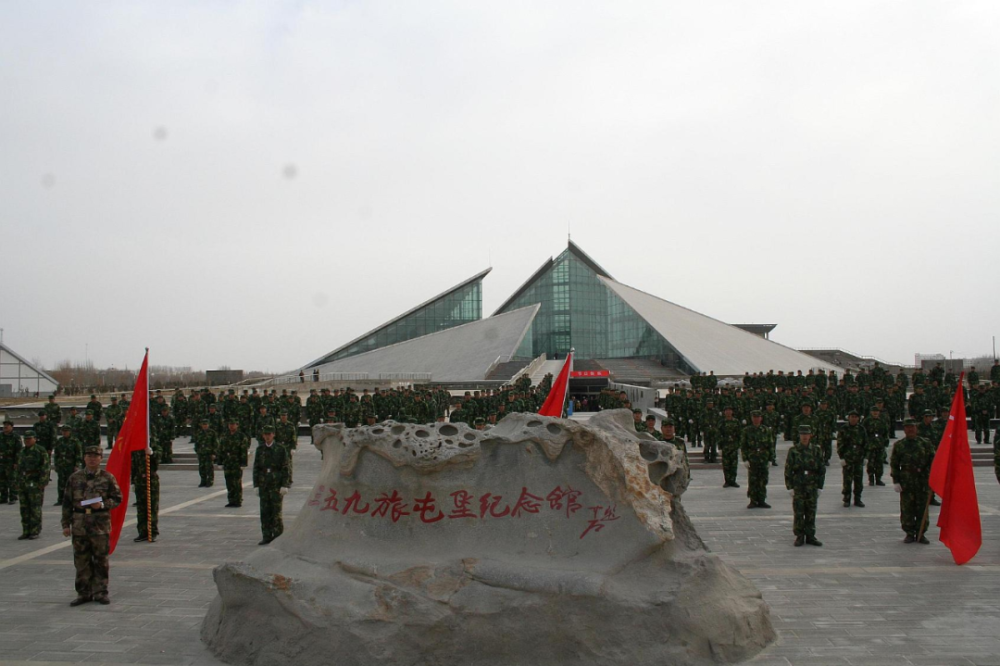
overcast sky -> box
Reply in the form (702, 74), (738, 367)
(2, 1), (998, 374)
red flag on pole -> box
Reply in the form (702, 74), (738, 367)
(105, 350), (150, 554)
(538, 351), (573, 417)
(928, 373), (981, 565)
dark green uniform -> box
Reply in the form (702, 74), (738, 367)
(785, 429), (826, 545)
(740, 420), (773, 507)
(837, 417), (868, 506)
(863, 411), (890, 485)
(253, 439), (290, 544)
(53, 432), (84, 505)
(17, 437), (50, 538)
(275, 418), (297, 485)
(890, 431), (935, 541)
(193, 424), (218, 487)
(220, 428), (250, 507)
(61, 458), (123, 604)
(0, 427), (23, 504)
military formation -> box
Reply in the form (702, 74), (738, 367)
(2, 359), (998, 604)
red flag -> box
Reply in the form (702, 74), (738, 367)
(105, 351), (150, 554)
(538, 351), (573, 417)
(928, 373), (981, 565)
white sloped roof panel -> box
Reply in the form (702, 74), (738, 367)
(600, 278), (840, 376)
(313, 304), (539, 382)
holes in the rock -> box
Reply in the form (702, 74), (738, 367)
(444, 439), (453, 445)
(439, 425), (458, 436)
(411, 450), (417, 457)
(458, 441), (474, 448)
(463, 433), (476, 441)
(391, 425), (405, 435)
(392, 440), (402, 449)
(415, 430), (430, 438)
(647, 461), (669, 486)
(371, 428), (384, 435)
(638, 444), (659, 461)
(546, 424), (562, 435)
(526, 420), (542, 428)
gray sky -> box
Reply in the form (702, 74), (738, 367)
(2, 1), (998, 373)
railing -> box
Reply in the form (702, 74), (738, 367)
(507, 354), (547, 386)
(799, 348), (916, 369)
(484, 355), (504, 380)
(242, 372), (433, 388)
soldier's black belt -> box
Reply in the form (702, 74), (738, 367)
(74, 507), (108, 514)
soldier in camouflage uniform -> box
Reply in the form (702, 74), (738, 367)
(44, 393), (62, 424)
(890, 419), (935, 544)
(701, 399), (720, 463)
(220, 419), (249, 507)
(837, 410), (868, 508)
(78, 410), (101, 449)
(61, 445), (123, 606)
(104, 396), (124, 449)
(154, 405), (175, 463)
(53, 424), (83, 506)
(784, 425), (825, 547)
(33, 411), (56, 454)
(276, 411), (297, 485)
(253, 425), (290, 545)
(0, 420), (23, 504)
(971, 385), (993, 444)
(193, 418), (218, 487)
(814, 398), (836, 465)
(762, 401), (780, 466)
(133, 441), (160, 542)
(719, 406), (742, 488)
(864, 405), (890, 486)
(17, 431), (50, 539)
(740, 410), (773, 508)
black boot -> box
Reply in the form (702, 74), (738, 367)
(806, 536), (823, 547)
(868, 474), (874, 486)
(875, 478), (886, 487)
(794, 535), (804, 547)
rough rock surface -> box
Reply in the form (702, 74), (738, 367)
(202, 410), (774, 665)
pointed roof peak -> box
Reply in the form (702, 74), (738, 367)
(566, 239), (613, 279)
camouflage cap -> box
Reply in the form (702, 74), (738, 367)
(847, 410), (859, 417)
(644, 414), (656, 421)
(903, 418), (918, 426)
(797, 425), (813, 434)
(3, 419), (13, 426)
(23, 430), (37, 439)
(110, 396), (118, 401)
(750, 409), (762, 417)
(200, 418), (210, 425)
(922, 410), (934, 417)
(661, 417), (675, 426)
(38, 410), (47, 416)
(632, 408), (642, 414)
(83, 445), (102, 455)
(85, 410), (94, 416)
(261, 425), (276, 434)
(227, 418), (239, 424)
(60, 423), (72, 431)
(473, 417), (485, 425)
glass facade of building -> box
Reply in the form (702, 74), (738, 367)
(323, 279), (483, 363)
(497, 243), (685, 366)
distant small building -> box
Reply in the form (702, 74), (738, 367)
(0, 343), (59, 397)
(732, 324), (777, 340)
(206, 369), (244, 386)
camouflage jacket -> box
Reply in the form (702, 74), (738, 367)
(836, 424), (868, 463)
(193, 429), (218, 456)
(740, 425), (772, 465)
(17, 445), (50, 486)
(718, 418), (742, 448)
(219, 431), (250, 468)
(0, 432), (23, 466)
(61, 468), (123, 535)
(253, 442), (290, 490)
(53, 436), (83, 470)
(78, 419), (101, 447)
(785, 443), (826, 492)
(275, 421), (297, 448)
(890, 436), (934, 488)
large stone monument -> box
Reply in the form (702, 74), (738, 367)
(202, 410), (774, 665)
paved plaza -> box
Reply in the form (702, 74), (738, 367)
(1, 432), (999, 665)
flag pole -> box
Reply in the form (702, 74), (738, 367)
(145, 348), (151, 542)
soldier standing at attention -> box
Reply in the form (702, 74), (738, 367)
(62, 445), (123, 606)
(740, 410), (773, 508)
(275, 411), (297, 485)
(44, 393), (62, 423)
(890, 419), (935, 544)
(864, 405), (890, 486)
(719, 406), (742, 488)
(33, 411), (56, 455)
(194, 418), (218, 488)
(220, 419), (249, 508)
(86, 394), (103, 423)
(17, 431), (50, 539)
(785, 425), (825, 547)
(253, 425), (290, 545)
(79, 410), (101, 449)
(104, 396), (124, 449)
(660, 418), (687, 456)
(762, 401), (780, 466)
(155, 405), (175, 463)
(837, 410), (868, 508)
(0, 420), (23, 504)
(53, 424), (83, 505)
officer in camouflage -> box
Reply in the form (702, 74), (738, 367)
(16, 431), (50, 539)
(740, 410), (773, 508)
(62, 445), (123, 606)
(890, 418), (935, 544)
(864, 405), (889, 486)
(193, 418), (218, 487)
(785, 424), (825, 547)
(253, 425), (290, 545)
(719, 406), (742, 488)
